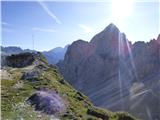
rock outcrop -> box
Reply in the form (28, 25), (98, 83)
(5, 53), (35, 68)
(4, 52), (48, 68)
(58, 23), (160, 120)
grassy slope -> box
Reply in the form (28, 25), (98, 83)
(1, 55), (137, 120)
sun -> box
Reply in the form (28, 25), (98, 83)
(111, 0), (134, 19)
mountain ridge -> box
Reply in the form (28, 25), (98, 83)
(1, 52), (137, 120)
(58, 23), (160, 120)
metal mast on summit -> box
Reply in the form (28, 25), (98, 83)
(32, 34), (34, 51)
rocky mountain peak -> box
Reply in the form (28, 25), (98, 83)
(91, 23), (120, 44)
(58, 23), (160, 120)
(90, 23), (129, 58)
(104, 23), (119, 32)
(64, 39), (95, 65)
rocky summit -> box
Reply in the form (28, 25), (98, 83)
(58, 23), (160, 120)
(1, 52), (137, 120)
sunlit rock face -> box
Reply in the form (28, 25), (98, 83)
(58, 23), (160, 120)
(27, 89), (65, 115)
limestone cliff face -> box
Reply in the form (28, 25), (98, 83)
(132, 39), (160, 79)
(58, 23), (160, 120)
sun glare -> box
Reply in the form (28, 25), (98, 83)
(111, 0), (134, 19)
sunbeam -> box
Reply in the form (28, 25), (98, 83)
(126, 39), (139, 81)
(146, 106), (153, 120)
(118, 32), (124, 110)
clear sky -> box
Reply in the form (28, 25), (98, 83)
(1, 0), (159, 51)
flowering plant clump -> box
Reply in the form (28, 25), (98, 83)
(27, 89), (65, 115)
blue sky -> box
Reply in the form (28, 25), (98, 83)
(1, 0), (159, 51)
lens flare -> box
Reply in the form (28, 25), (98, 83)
(111, 0), (134, 19)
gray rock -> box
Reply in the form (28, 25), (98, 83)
(58, 23), (160, 120)
(22, 70), (40, 80)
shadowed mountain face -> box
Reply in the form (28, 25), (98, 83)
(58, 23), (160, 120)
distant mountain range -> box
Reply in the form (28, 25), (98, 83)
(1, 46), (35, 55)
(1, 45), (68, 65)
(43, 45), (69, 64)
(58, 23), (160, 120)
